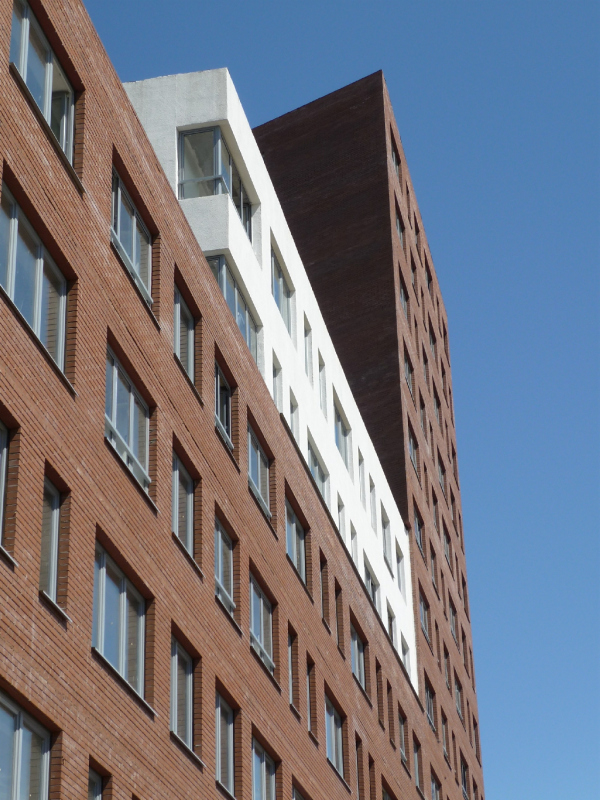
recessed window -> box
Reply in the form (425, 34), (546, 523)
(408, 426), (419, 477)
(318, 353), (327, 417)
(304, 317), (313, 382)
(413, 737), (422, 790)
(286, 501), (306, 583)
(325, 695), (344, 776)
(399, 275), (408, 318)
(444, 646), (451, 689)
(289, 391), (299, 441)
(272, 355), (282, 412)
(364, 562), (379, 611)
(179, 127), (251, 238)
(369, 478), (377, 532)
(455, 674), (463, 719)
(105, 348), (150, 492)
(442, 711), (449, 758)
(252, 738), (276, 800)
(308, 440), (328, 502)
(398, 709), (407, 762)
(215, 363), (233, 447)
(425, 680), (436, 730)
(381, 506), (392, 570)
(413, 506), (424, 553)
(39, 478), (60, 602)
(351, 524), (358, 563)
(208, 255), (258, 363)
(88, 769), (103, 800)
(214, 518), (235, 615)
(426, 263), (433, 294)
(450, 599), (458, 643)
(172, 452), (193, 554)
(431, 773), (441, 800)
(174, 286), (194, 378)
(461, 756), (470, 799)
(248, 426), (270, 514)
(334, 403), (351, 470)
(92, 544), (145, 695)
(404, 351), (414, 397)
(170, 637), (193, 747)
(215, 693), (234, 793)
(10, 0), (74, 161)
(0, 690), (50, 798)
(396, 546), (405, 596)
(387, 604), (396, 646)
(391, 140), (400, 178)
(429, 327), (437, 360)
(350, 625), (366, 689)
(111, 171), (152, 305)
(337, 496), (345, 539)
(444, 525), (451, 564)
(401, 636), (410, 675)
(358, 451), (366, 507)
(438, 453), (446, 496)
(419, 591), (430, 641)
(0, 422), (7, 547)
(250, 575), (274, 674)
(420, 395), (426, 435)
(434, 389), (441, 425)
(396, 209), (405, 252)
(271, 249), (291, 333)
(0, 184), (67, 368)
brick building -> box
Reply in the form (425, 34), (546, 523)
(0, 1), (483, 800)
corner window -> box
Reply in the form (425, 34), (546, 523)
(208, 255), (258, 363)
(179, 127), (251, 238)
(39, 478), (60, 602)
(215, 693), (234, 793)
(170, 637), (193, 747)
(104, 349), (150, 492)
(250, 576), (274, 674)
(0, 185), (67, 369)
(350, 625), (366, 689)
(286, 501), (306, 582)
(271, 249), (291, 333)
(10, 0), (74, 161)
(325, 696), (344, 776)
(0, 691), (50, 800)
(174, 287), (194, 378)
(111, 171), (152, 305)
(172, 452), (193, 554)
(215, 363), (233, 446)
(214, 519), (235, 615)
(252, 738), (276, 800)
(248, 427), (270, 515)
(92, 545), (145, 695)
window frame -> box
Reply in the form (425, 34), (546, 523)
(364, 562), (379, 612)
(88, 769), (103, 800)
(215, 692), (234, 794)
(248, 426), (270, 516)
(419, 592), (430, 641)
(252, 737), (276, 800)
(208, 255), (258, 363)
(170, 636), (193, 747)
(271, 248), (291, 333)
(215, 362), (233, 448)
(0, 690), (51, 800)
(249, 575), (275, 674)
(110, 170), (152, 305)
(39, 477), (60, 602)
(334, 403), (350, 470)
(350, 624), (366, 689)
(0, 422), (7, 547)
(307, 439), (328, 503)
(174, 286), (194, 378)
(172, 452), (194, 554)
(214, 518), (235, 615)
(325, 695), (344, 776)
(286, 500), (306, 583)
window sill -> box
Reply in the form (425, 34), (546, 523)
(215, 416), (234, 452)
(416, 786), (427, 800)
(0, 544), (17, 569)
(9, 62), (84, 195)
(91, 647), (157, 718)
(444, 752), (452, 769)
(379, 718), (385, 732)
(104, 436), (158, 514)
(248, 478), (273, 524)
(39, 590), (72, 624)
(169, 730), (205, 770)
(400, 755), (411, 779)
(285, 554), (313, 603)
(250, 642), (280, 693)
(216, 780), (237, 800)
(337, 644), (346, 661)
(0, 284), (77, 397)
(289, 703), (301, 722)
(109, 238), (160, 330)
(215, 593), (243, 636)
(389, 737), (396, 750)
(352, 674), (372, 708)
(174, 354), (203, 406)
(326, 758), (351, 793)
(322, 617), (331, 635)
(172, 532), (203, 579)
(384, 555), (394, 579)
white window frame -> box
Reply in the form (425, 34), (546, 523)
(39, 477), (60, 602)
(350, 625), (366, 689)
(215, 362), (233, 448)
(0, 422), (7, 547)
(358, 452), (365, 507)
(92, 544), (145, 695)
(252, 738), (276, 800)
(174, 286), (194, 377)
(271, 249), (291, 334)
(318, 353), (327, 417)
(110, 170), (152, 305)
(286, 501), (306, 583)
(325, 695), (344, 776)
(307, 439), (328, 505)
(334, 403), (351, 471)
(0, 690), (51, 800)
(214, 519), (235, 615)
(419, 593), (430, 640)
(10, 0), (74, 161)
(250, 575), (275, 674)
(208, 255), (258, 363)
(369, 478), (377, 532)
(248, 426), (270, 517)
(304, 318), (313, 383)
(0, 184), (67, 369)
(381, 506), (392, 572)
(172, 452), (193, 554)
(396, 546), (405, 597)
(364, 562), (379, 612)
(104, 348), (150, 492)
(170, 637), (193, 747)
(215, 692), (234, 793)
(387, 604), (396, 647)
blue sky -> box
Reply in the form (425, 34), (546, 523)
(83, 1), (600, 796)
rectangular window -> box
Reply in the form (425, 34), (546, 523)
(172, 453), (193, 554)
(111, 171), (152, 304)
(0, 690), (51, 800)
(337, 496), (345, 539)
(461, 757), (470, 800)
(444, 525), (451, 564)
(208, 255), (258, 362)
(414, 507), (424, 553)
(434, 389), (441, 425)
(286, 501), (306, 582)
(391, 142), (400, 178)
(252, 738), (276, 800)
(431, 773), (441, 800)
(438, 453), (446, 496)
(0, 423), (7, 547)
(408, 426), (419, 477)
(455, 675), (463, 719)
(364, 563), (379, 611)
(396, 547), (405, 596)
(88, 769), (103, 800)
(450, 599), (458, 642)
(272, 356), (282, 412)
(179, 127), (251, 237)
(404, 351), (414, 397)
(334, 404), (350, 469)
(425, 680), (436, 730)
(381, 507), (392, 570)
(442, 711), (449, 758)
(369, 479), (377, 532)
(214, 519), (235, 615)
(430, 547), (438, 591)
(271, 249), (291, 333)
(170, 637), (193, 747)
(325, 696), (344, 776)
(304, 318), (313, 382)
(39, 478), (60, 602)
(387, 605), (396, 646)
(413, 738), (422, 790)
(422, 348), (429, 386)
(307, 440), (328, 502)
(306, 658), (315, 734)
(105, 348), (150, 492)
(174, 286), (194, 377)
(92, 544), (145, 695)
(444, 647), (451, 689)
(289, 391), (299, 441)
(420, 395), (426, 435)
(429, 327), (436, 360)
(351, 524), (358, 563)
(398, 709), (407, 762)
(250, 576), (274, 673)
(350, 625), (366, 689)
(248, 427), (270, 514)
(215, 693), (234, 793)
(0, 184), (67, 368)
(358, 452), (365, 507)
(10, 0), (74, 161)
(215, 363), (233, 446)
(399, 276), (408, 318)
(318, 354), (327, 416)
(288, 628), (297, 706)
(320, 556), (329, 625)
(419, 592), (430, 640)
(401, 636), (410, 675)
(396, 210), (405, 251)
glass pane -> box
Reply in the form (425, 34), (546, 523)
(132, 396), (147, 468)
(104, 357), (112, 420)
(26, 22), (48, 112)
(222, 535), (232, 597)
(219, 703), (232, 789)
(224, 268), (235, 317)
(249, 440), (258, 488)
(10, 0), (24, 67)
(92, 550), (101, 647)
(179, 305), (190, 372)
(39, 486), (54, 596)
(104, 563), (121, 670)
(235, 292), (246, 338)
(50, 58), (72, 154)
(182, 130), (214, 188)
(87, 771), (101, 800)
(251, 584), (261, 641)
(135, 220), (149, 286)
(19, 723), (44, 800)
(118, 192), (134, 262)
(40, 259), (63, 362)
(0, 704), (16, 799)
(176, 650), (188, 742)
(0, 193), (12, 290)
(231, 160), (241, 211)
(126, 589), (142, 691)
(115, 371), (130, 443)
(252, 745), (262, 800)
(177, 470), (189, 545)
(219, 138), (232, 193)
(14, 218), (38, 327)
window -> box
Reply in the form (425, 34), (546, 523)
(420, 395), (426, 435)
(0, 185), (67, 368)
(208, 255), (258, 362)
(431, 773), (441, 800)
(10, 0), (74, 161)
(358, 451), (366, 507)
(396, 547), (405, 596)
(307, 440), (327, 502)
(174, 287), (194, 377)
(433, 493), (439, 532)
(419, 592), (430, 640)
(414, 507), (424, 553)
(442, 711), (449, 758)
(0, 690), (50, 800)
(88, 769), (103, 800)
(433, 389), (441, 425)
(399, 276), (408, 317)
(334, 404), (350, 469)
(293, 788), (306, 800)
(288, 629), (297, 706)
(364, 562), (379, 612)
(444, 647), (451, 689)
(304, 318), (313, 382)
(39, 479), (60, 602)
(104, 349), (150, 491)
(110, 171), (152, 303)
(250, 576), (274, 673)
(286, 501), (306, 582)
(450, 599), (458, 642)
(0, 423), (7, 547)
(413, 738), (422, 790)
(214, 363), (233, 446)
(252, 738), (275, 800)
(369, 478), (377, 532)
(422, 348), (429, 387)
(425, 680), (436, 730)
(381, 507), (392, 570)
(325, 696), (344, 776)
(414, 219), (421, 252)
(404, 351), (414, 397)
(170, 638), (193, 747)
(318, 354), (327, 416)
(455, 675), (463, 719)
(179, 127), (251, 237)
(391, 141), (400, 178)
(320, 556), (329, 625)
(430, 548), (438, 591)
(350, 625), (366, 689)
(92, 545), (145, 695)
(248, 427), (270, 514)
(398, 709), (407, 762)
(306, 658), (315, 734)
(401, 636), (410, 675)
(438, 453), (446, 496)
(426, 264), (433, 294)
(215, 693), (234, 793)
(387, 604), (396, 646)
(272, 355), (282, 412)
(411, 257), (416, 287)
(215, 519), (235, 614)
(270, 248), (292, 332)
(337, 497), (345, 539)
(461, 757), (470, 800)
(444, 525), (451, 564)
(351, 524), (358, 563)
(408, 426), (419, 477)
(396, 210), (405, 251)
(172, 452), (193, 554)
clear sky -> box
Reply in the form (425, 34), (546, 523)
(82, 1), (600, 796)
